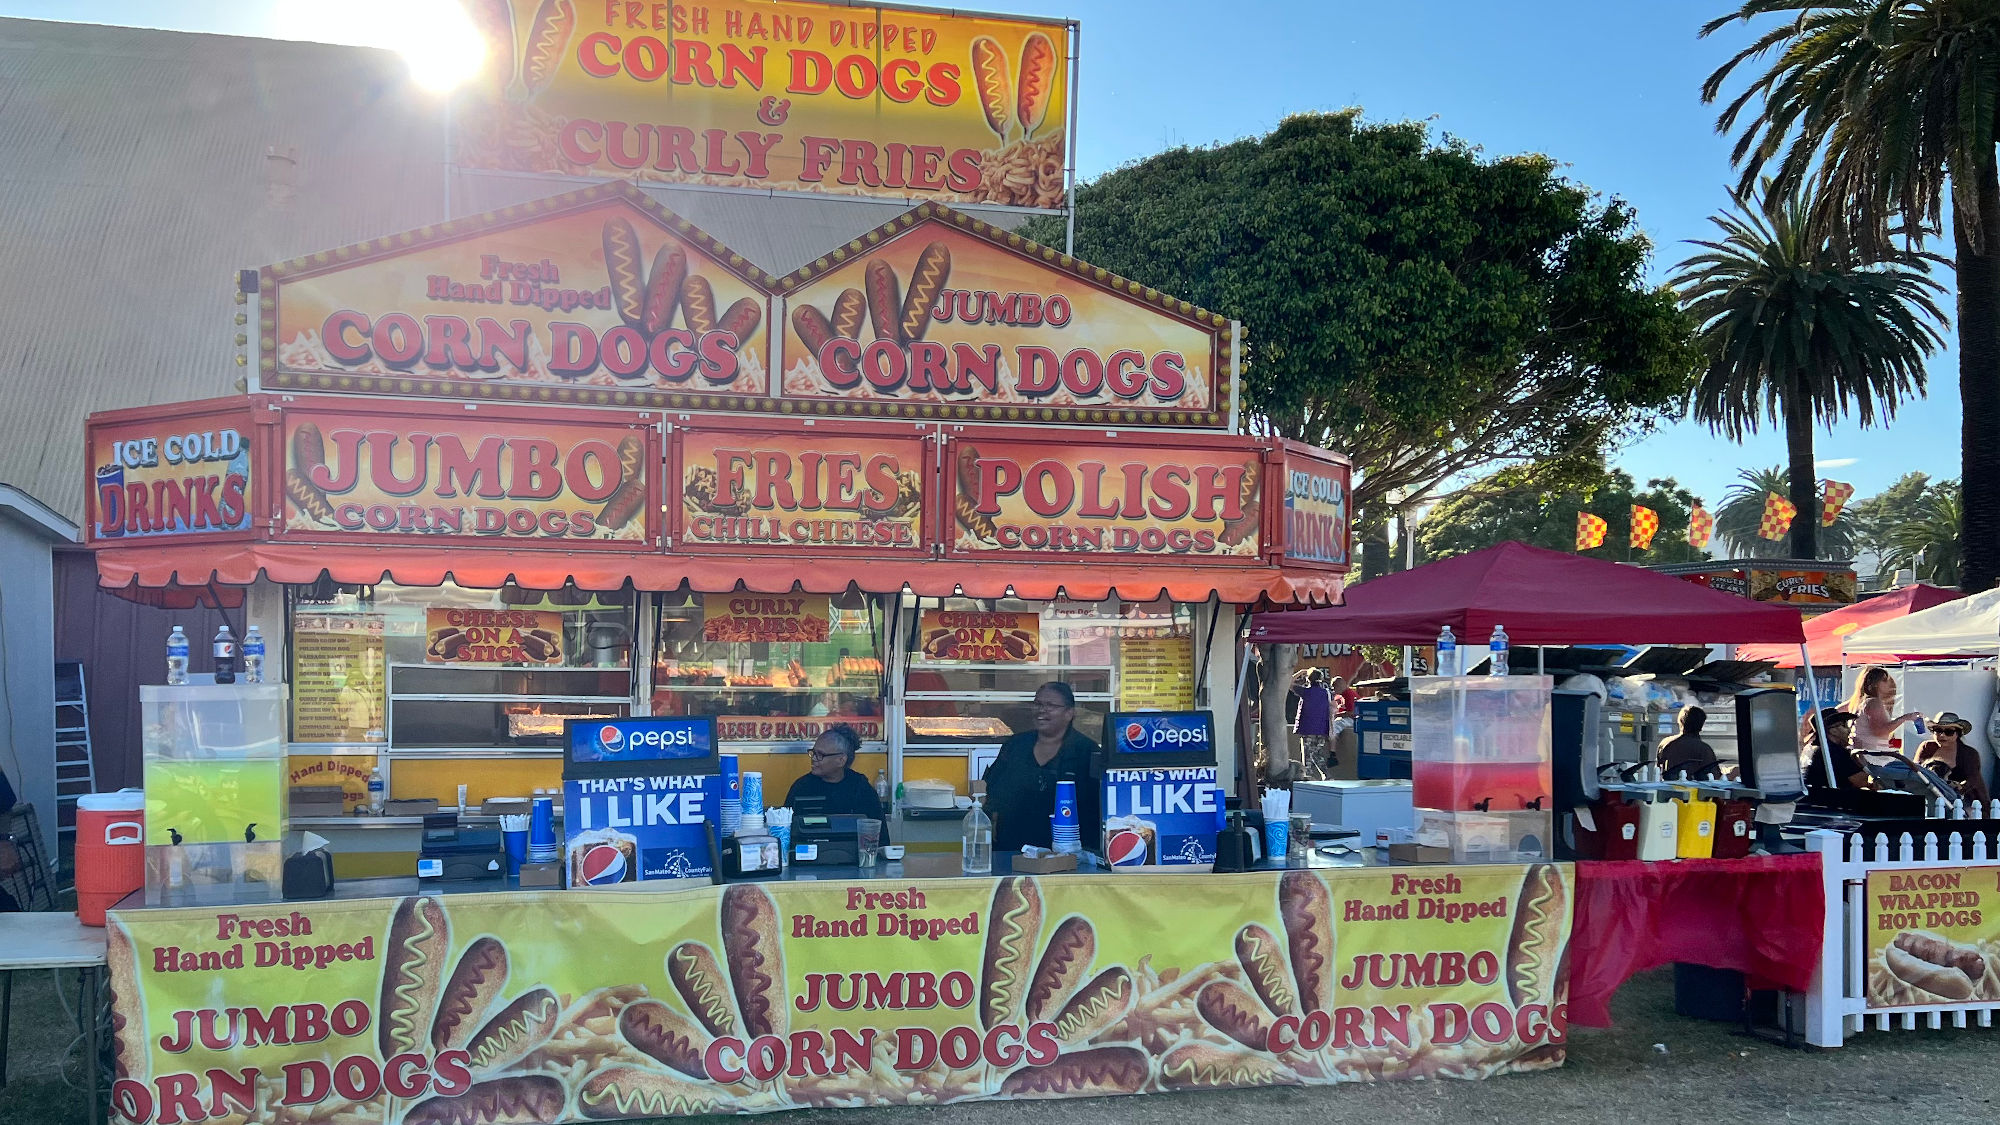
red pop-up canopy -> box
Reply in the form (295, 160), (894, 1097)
(1734, 583), (1962, 668)
(1248, 540), (1806, 646)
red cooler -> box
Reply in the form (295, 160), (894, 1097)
(76, 791), (145, 925)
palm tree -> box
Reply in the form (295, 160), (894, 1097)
(1672, 183), (1946, 558)
(1701, 1), (2000, 591)
(1880, 480), (1964, 585)
(1715, 465), (1861, 558)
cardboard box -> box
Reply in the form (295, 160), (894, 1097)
(288, 786), (347, 818)
(1388, 842), (1456, 864)
(518, 861), (561, 888)
(1010, 852), (1078, 874)
(384, 799), (439, 817)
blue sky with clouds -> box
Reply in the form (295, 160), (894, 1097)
(7, 0), (1967, 509)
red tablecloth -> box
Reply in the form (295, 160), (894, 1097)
(1566, 852), (1824, 1027)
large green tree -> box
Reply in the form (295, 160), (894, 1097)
(1714, 465), (1860, 558)
(1021, 111), (1700, 551)
(1671, 183), (1945, 559)
(1702, 0), (2000, 591)
(1417, 467), (1709, 564)
(1850, 471), (1935, 558)
(1874, 477), (1965, 584)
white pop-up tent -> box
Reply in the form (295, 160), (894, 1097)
(1845, 587), (2000, 655)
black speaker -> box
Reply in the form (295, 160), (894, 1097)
(1736, 689), (1805, 802)
(1551, 689), (1604, 809)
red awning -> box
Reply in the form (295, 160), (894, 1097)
(1248, 540), (1805, 646)
(1734, 583), (1963, 668)
(94, 542), (1342, 606)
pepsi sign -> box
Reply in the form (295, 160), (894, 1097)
(1100, 711), (1217, 769)
(565, 716), (718, 778)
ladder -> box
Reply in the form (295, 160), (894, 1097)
(54, 661), (96, 834)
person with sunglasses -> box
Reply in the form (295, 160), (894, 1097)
(783, 724), (888, 839)
(983, 681), (1100, 851)
(1915, 712), (1991, 806)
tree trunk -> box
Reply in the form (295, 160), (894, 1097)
(1958, 160), (2000, 593)
(1258, 643), (1299, 784)
(1783, 392), (1819, 560)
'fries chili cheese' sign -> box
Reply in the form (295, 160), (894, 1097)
(424, 608), (564, 664)
(678, 422), (928, 553)
(779, 207), (1234, 426)
(264, 189), (775, 409)
(280, 405), (653, 545)
(453, 0), (1070, 208)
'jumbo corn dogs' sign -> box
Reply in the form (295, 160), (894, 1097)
(453, 0), (1070, 209)
(279, 403), (657, 547)
(262, 188), (776, 411)
(104, 866), (1572, 1124)
(779, 206), (1235, 426)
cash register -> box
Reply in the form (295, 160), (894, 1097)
(417, 812), (504, 882)
(790, 797), (863, 866)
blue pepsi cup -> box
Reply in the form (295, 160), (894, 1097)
(741, 771), (765, 818)
(529, 797), (556, 850)
(1264, 819), (1289, 866)
(1054, 780), (1078, 826)
(503, 829), (528, 876)
(720, 755), (741, 799)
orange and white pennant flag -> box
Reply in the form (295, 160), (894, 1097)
(1759, 492), (1798, 541)
(1630, 505), (1659, 550)
(1576, 511), (1608, 550)
(1686, 504), (1714, 549)
(1821, 480), (1855, 527)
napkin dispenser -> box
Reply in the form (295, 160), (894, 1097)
(283, 832), (336, 900)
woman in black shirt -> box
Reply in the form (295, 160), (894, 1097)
(983, 682), (1100, 851)
(783, 725), (887, 840)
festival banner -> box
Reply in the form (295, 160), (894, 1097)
(1749, 568), (1857, 607)
(777, 206), (1233, 427)
(261, 186), (776, 410)
(424, 608), (566, 664)
(1676, 569), (1749, 598)
(918, 609), (1042, 662)
(1864, 866), (2000, 1008)
(86, 400), (259, 543)
(452, 1), (1071, 209)
(1275, 441), (1351, 571)
(278, 402), (656, 546)
(701, 594), (833, 644)
(943, 430), (1263, 560)
(677, 420), (930, 554)
(104, 865), (1572, 1124)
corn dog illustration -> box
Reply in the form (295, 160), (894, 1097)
(865, 259), (906, 346)
(641, 245), (686, 337)
(1017, 32), (1058, 140)
(899, 242), (951, 343)
(719, 297), (761, 346)
(680, 274), (719, 335)
(601, 217), (646, 328)
(831, 287), (867, 340)
(287, 423), (335, 525)
(792, 305), (836, 358)
(520, 0), (575, 98)
(970, 36), (1013, 139)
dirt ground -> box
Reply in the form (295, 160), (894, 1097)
(5, 968), (1999, 1125)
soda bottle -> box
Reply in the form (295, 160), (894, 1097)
(242, 626), (266, 684)
(212, 625), (237, 685)
(961, 795), (993, 875)
(367, 765), (386, 815)
(1488, 625), (1510, 677)
(1436, 625), (1457, 677)
(875, 768), (890, 807)
(166, 626), (189, 685)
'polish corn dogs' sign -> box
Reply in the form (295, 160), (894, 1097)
(780, 206), (1235, 426)
(279, 403), (656, 546)
(262, 187), (776, 411)
(677, 421), (930, 554)
(103, 866), (1572, 1124)
(453, 0), (1071, 209)
(945, 432), (1263, 560)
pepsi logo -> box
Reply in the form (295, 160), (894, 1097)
(1121, 721), (1146, 750)
(578, 844), (628, 884)
(598, 724), (625, 752)
(1107, 829), (1148, 866)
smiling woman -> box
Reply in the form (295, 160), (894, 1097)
(272, 0), (488, 93)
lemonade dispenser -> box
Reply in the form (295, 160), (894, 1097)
(142, 684), (287, 904)
(1409, 675), (1553, 859)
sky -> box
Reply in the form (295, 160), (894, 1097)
(3, 0), (1968, 512)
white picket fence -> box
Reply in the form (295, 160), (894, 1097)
(1802, 803), (2000, 1046)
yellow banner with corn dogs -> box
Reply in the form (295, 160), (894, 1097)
(453, 0), (1071, 209)
(104, 865), (1572, 1124)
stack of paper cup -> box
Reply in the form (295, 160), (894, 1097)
(767, 808), (793, 864)
(1261, 789), (1292, 864)
(738, 813), (767, 836)
(741, 771), (765, 819)
(528, 797), (560, 865)
(718, 755), (742, 836)
(1051, 779), (1082, 854)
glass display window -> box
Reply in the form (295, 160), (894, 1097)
(651, 593), (887, 744)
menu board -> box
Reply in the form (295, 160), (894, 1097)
(290, 618), (386, 743)
(1118, 635), (1194, 711)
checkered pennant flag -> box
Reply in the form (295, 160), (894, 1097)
(1629, 505), (1658, 550)
(1576, 511), (1608, 550)
(1758, 492), (1798, 541)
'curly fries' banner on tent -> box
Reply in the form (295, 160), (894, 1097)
(105, 866), (1572, 1123)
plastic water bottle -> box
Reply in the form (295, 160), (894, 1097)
(212, 624), (237, 685)
(242, 626), (266, 684)
(962, 795), (993, 875)
(1436, 626), (1457, 677)
(367, 766), (386, 815)
(876, 768), (890, 807)
(166, 626), (189, 685)
(1488, 625), (1510, 678)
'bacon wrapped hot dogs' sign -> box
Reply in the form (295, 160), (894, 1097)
(946, 433), (1263, 560)
(452, 0), (1071, 209)
(280, 405), (654, 545)
(263, 189), (775, 411)
(780, 207), (1234, 426)
(103, 866), (1573, 1124)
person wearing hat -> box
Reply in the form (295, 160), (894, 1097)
(1915, 712), (1990, 806)
(1802, 708), (1863, 791)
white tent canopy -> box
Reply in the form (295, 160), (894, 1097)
(1845, 587), (2000, 656)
